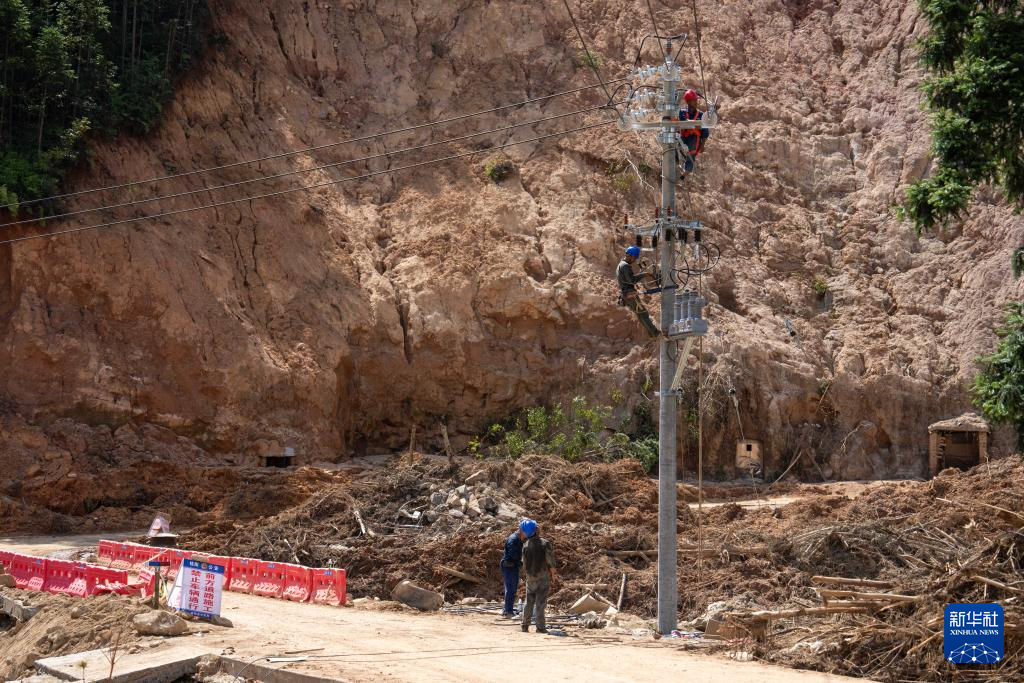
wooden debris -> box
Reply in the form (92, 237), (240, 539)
(617, 572), (628, 611)
(817, 589), (918, 604)
(353, 509), (375, 538)
(437, 565), (482, 584)
(725, 605), (871, 622)
(811, 576), (895, 589)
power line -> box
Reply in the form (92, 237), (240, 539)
(0, 78), (626, 213)
(1, 102), (615, 229)
(689, 0), (709, 99)
(1, 119), (615, 246)
(560, 0), (620, 119)
(644, 0), (667, 60)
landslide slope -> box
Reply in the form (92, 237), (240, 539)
(2, 0), (1022, 477)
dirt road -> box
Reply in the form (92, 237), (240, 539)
(4, 534), (859, 683)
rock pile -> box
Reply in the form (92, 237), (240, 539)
(422, 470), (526, 527)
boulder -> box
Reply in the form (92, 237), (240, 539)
(210, 615), (234, 628)
(465, 499), (482, 518)
(479, 496), (499, 513)
(0, 574), (15, 588)
(132, 610), (189, 636)
(391, 580), (444, 611)
(430, 491), (445, 506)
(448, 509), (465, 519)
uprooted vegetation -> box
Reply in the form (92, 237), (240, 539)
(171, 453), (1024, 681)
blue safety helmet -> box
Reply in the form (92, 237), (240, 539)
(625, 246), (641, 259)
(519, 518), (538, 538)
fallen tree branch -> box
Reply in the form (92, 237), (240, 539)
(617, 572), (628, 611)
(817, 589), (918, 604)
(725, 605), (871, 622)
(811, 576), (895, 589)
(353, 509), (375, 538)
(437, 565), (482, 584)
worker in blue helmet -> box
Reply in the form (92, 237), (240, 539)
(499, 521), (528, 617)
(519, 518), (557, 633)
(617, 246), (659, 337)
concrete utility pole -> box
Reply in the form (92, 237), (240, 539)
(656, 39), (680, 636)
(622, 36), (715, 634)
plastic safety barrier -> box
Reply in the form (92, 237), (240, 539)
(227, 557), (256, 593)
(281, 563), (312, 602)
(130, 545), (162, 569)
(135, 569), (157, 598)
(97, 540), (117, 564)
(0, 548), (12, 571)
(164, 549), (193, 580)
(85, 565), (131, 595)
(109, 543), (136, 570)
(251, 561), (285, 599)
(10, 554), (46, 591)
(310, 568), (346, 606)
(42, 558), (86, 596)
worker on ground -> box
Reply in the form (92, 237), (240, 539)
(617, 246), (659, 338)
(520, 518), (557, 633)
(678, 89), (709, 179)
(499, 522), (526, 618)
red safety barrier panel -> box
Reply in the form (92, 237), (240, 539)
(132, 569), (156, 598)
(131, 545), (162, 569)
(43, 558), (82, 596)
(228, 557), (256, 594)
(0, 548), (12, 571)
(164, 549), (193, 580)
(97, 540), (117, 564)
(85, 565), (131, 595)
(281, 563), (311, 602)
(202, 556), (232, 586)
(252, 561), (285, 598)
(109, 543), (135, 570)
(310, 568), (346, 606)
(10, 554), (46, 591)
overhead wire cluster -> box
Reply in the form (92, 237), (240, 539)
(0, 77), (626, 245)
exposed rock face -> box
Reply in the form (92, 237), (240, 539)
(1, 0), (1022, 477)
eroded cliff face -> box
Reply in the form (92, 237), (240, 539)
(2, 0), (1022, 478)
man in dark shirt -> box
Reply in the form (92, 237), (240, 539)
(617, 246), (659, 337)
(499, 523), (526, 617)
(678, 88), (710, 178)
(520, 519), (557, 633)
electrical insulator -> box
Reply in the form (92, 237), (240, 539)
(669, 289), (708, 338)
(652, 233), (659, 250)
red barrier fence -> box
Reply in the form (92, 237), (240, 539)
(310, 568), (346, 606)
(42, 559), (83, 596)
(86, 565), (131, 595)
(97, 540), (117, 564)
(228, 557), (256, 594)
(252, 561), (285, 598)
(10, 554), (46, 591)
(281, 563), (312, 602)
(131, 545), (162, 569)
(2, 540), (346, 608)
(109, 543), (135, 570)
(165, 549), (192, 580)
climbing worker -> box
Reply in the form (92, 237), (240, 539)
(617, 246), (659, 338)
(678, 89), (710, 178)
(499, 522), (526, 618)
(519, 518), (557, 633)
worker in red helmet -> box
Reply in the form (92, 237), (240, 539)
(678, 89), (709, 178)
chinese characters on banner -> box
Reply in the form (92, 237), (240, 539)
(169, 559), (225, 618)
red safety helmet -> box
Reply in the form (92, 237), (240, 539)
(683, 89), (699, 102)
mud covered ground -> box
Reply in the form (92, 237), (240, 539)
(6, 452), (1023, 681)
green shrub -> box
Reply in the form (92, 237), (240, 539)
(483, 158), (515, 183)
(472, 395), (658, 472)
(812, 276), (829, 296)
(573, 50), (603, 69)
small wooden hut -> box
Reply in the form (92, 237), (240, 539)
(927, 413), (990, 476)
